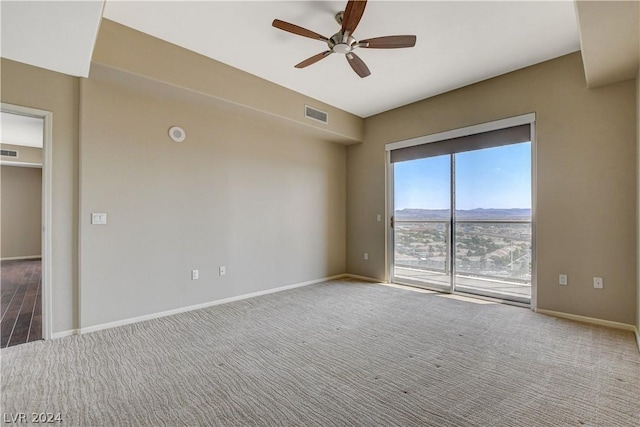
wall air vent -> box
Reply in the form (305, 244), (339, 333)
(305, 105), (328, 124)
(1, 149), (18, 158)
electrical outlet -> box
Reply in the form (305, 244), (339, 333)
(559, 274), (568, 285)
(376, 214), (381, 222)
(219, 266), (226, 276)
(593, 277), (603, 289)
(191, 270), (199, 280)
(364, 252), (368, 261)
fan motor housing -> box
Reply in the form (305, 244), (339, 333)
(328, 33), (356, 54)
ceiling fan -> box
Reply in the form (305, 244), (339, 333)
(272, 0), (416, 78)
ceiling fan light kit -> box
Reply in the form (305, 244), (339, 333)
(272, 0), (416, 78)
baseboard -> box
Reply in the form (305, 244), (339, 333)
(535, 308), (636, 332)
(51, 329), (78, 339)
(79, 274), (345, 335)
(342, 273), (383, 283)
(1, 255), (41, 261)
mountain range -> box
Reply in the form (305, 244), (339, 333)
(395, 208), (531, 221)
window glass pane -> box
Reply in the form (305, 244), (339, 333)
(454, 142), (532, 300)
(393, 155), (451, 290)
(455, 142), (531, 219)
(391, 131), (533, 303)
(394, 155), (450, 220)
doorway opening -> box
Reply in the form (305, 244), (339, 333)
(1, 105), (52, 346)
(387, 114), (535, 305)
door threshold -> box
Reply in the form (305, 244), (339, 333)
(391, 279), (530, 309)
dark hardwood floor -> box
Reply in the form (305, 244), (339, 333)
(1, 259), (42, 348)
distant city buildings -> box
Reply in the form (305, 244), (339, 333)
(394, 209), (532, 285)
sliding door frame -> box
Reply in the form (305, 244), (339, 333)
(386, 113), (536, 309)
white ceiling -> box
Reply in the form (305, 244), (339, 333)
(0, 0), (104, 77)
(575, 0), (640, 88)
(102, 1), (581, 117)
(0, 1), (580, 118)
(1, 112), (44, 148)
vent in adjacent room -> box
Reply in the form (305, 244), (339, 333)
(1, 149), (18, 158)
(305, 105), (328, 124)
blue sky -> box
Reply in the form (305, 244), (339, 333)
(394, 142), (531, 210)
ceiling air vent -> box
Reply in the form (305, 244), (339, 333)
(1, 149), (18, 158)
(305, 105), (328, 124)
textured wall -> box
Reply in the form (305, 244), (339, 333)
(348, 53), (637, 324)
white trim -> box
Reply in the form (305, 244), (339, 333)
(385, 113), (536, 152)
(1, 103), (53, 341)
(42, 110), (53, 341)
(0, 161), (42, 168)
(529, 121), (537, 312)
(634, 326), (640, 352)
(51, 329), (78, 339)
(1, 255), (42, 261)
(386, 149), (394, 284)
(343, 273), (383, 283)
(79, 275), (344, 335)
(78, 79), (85, 340)
(536, 308), (637, 332)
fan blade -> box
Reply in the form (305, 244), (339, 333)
(341, 0), (367, 35)
(346, 52), (370, 78)
(295, 51), (333, 68)
(360, 35), (417, 49)
(272, 19), (328, 42)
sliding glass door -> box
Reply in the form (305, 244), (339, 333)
(453, 143), (532, 302)
(393, 155), (452, 292)
(389, 120), (533, 304)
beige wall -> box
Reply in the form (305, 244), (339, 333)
(1, 144), (42, 164)
(1, 59), (79, 334)
(637, 64), (640, 335)
(93, 19), (363, 144)
(348, 52), (637, 325)
(637, 2), (640, 337)
(1, 166), (42, 258)
(79, 77), (346, 328)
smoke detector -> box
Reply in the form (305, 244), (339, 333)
(168, 126), (186, 142)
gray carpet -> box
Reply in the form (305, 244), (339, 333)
(2, 279), (639, 426)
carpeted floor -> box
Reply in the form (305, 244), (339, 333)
(2, 279), (639, 426)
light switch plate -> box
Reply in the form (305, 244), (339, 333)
(91, 213), (107, 225)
